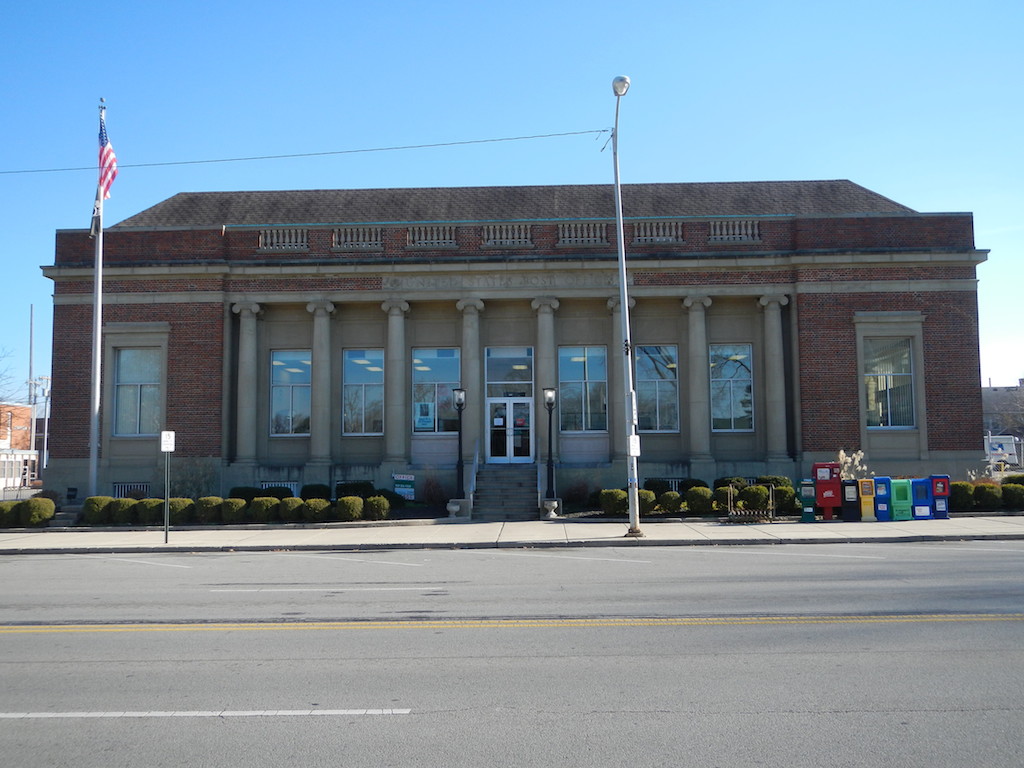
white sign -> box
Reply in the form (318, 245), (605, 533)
(160, 431), (176, 453)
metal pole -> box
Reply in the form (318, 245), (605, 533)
(546, 402), (555, 499)
(611, 76), (643, 538)
(164, 450), (170, 544)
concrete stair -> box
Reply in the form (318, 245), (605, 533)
(472, 464), (539, 521)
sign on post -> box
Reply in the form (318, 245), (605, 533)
(160, 431), (175, 453)
(160, 431), (175, 542)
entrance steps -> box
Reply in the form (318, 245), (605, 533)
(472, 464), (539, 521)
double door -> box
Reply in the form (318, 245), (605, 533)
(486, 397), (533, 463)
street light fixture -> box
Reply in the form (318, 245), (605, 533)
(543, 388), (557, 503)
(452, 388), (466, 500)
(611, 75), (643, 538)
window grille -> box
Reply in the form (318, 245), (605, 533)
(260, 481), (299, 494)
(112, 482), (151, 498)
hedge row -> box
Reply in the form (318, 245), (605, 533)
(950, 482), (1024, 512)
(78, 494), (391, 526)
(0, 497), (56, 528)
(599, 477), (799, 517)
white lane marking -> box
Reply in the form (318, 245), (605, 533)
(278, 553), (424, 567)
(73, 555), (192, 569)
(683, 548), (885, 560)
(851, 543), (1024, 554)
(481, 551), (652, 564)
(209, 587), (433, 593)
(0, 709), (411, 719)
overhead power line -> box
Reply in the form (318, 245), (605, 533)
(0, 129), (610, 176)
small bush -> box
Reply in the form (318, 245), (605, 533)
(658, 490), (682, 514)
(973, 483), (1003, 511)
(713, 485), (738, 512)
(676, 478), (709, 493)
(714, 477), (748, 491)
(643, 479), (671, 497)
(638, 489), (657, 515)
(1001, 474), (1024, 487)
(221, 497), (248, 524)
(279, 496), (305, 523)
(136, 499), (165, 525)
(305, 497), (335, 523)
(771, 485), (798, 515)
(261, 486), (294, 500)
(249, 496), (280, 523)
(336, 481), (375, 498)
(82, 496), (114, 525)
(196, 496), (223, 525)
(372, 488), (406, 509)
(756, 475), (793, 488)
(168, 498), (195, 525)
(950, 481), (975, 512)
(19, 497), (56, 527)
(109, 497), (138, 526)
(599, 489), (628, 516)
(685, 486), (714, 516)
(228, 487), (260, 504)
(0, 500), (19, 527)
(1002, 484), (1024, 511)
(422, 477), (447, 507)
(363, 495), (390, 521)
(300, 483), (332, 501)
(738, 485), (770, 511)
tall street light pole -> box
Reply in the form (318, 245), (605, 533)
(612, 75), (643, 538)
(453, 388), (466, 500)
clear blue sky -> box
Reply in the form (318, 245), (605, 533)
(2, 0), (1021, 402)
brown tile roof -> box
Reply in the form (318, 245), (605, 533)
(113, 180), (915, 229)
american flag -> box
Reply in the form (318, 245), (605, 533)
(98, 111), (118, 199)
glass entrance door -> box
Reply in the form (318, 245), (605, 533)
(487, 398), (533, 463)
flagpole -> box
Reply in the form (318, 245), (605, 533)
(88, 100), (109, 498)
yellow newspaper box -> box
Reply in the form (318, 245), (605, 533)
(858, 479), (876, 521)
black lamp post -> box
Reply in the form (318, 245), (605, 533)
(453, 388), (466, 499)
(543, 388), (557, 500)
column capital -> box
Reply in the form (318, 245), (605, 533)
(530, 297), (560, 313)
(456, 298), (485, 314)
(758, 294), (790, 309)
(305, 300), (336, 316)
(606, 296), (636, 312)
(231, 301), (262, 316)
(683, 295), (712, 310)
(381, 299), (410, 315)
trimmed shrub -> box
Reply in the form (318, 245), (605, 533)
(279, 496), (305, 523)
(658, 490), (682, 514)
(713, 485), (738, 512)
(713, 477), (748, 491)
(82, 496), (114, 525)
(261, 486), (294, 500)
(19, 497), (56, 527)
(221, 497), (248, 524)
(228, 487), (260, 504)
(638, 489), (657, 515)
(1002, 484), (1024, 511)
(676, 478), (709, 493)
(34, 489), (61, 504)
(738, 485), (770, 511)
(372, 488), (406, 509)
(196, 496), (223, 525)
(950, 481), (975, 512)
(135, 499), (164, 526)
(685, 486), (714, 516)
(756, 475), (793, 488)
(168, 498), (195, 525)
(973, 483), (1003, 511)
(363, 495), (390, 521)
(305, 497), (335, 523)
(109, 497), (138, 526)
(0, 500), (19, 527)
(643, 479), (671, 497)
(599, 489), (628, 516)
(249, 496), (280, 523)
(300, 484), (332, 501)
(1001, 474), (1024, 487)
(336, 481), (375, 498)
(770, 485), (798, 515)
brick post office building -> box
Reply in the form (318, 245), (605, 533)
(44, 180), (987, 509)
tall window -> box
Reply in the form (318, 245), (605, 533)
(636, 345), (679, 432)
(342, 349), (384, 434)
(412, 348), (460, 433)
(114, 348), (161, 435)
(270, 350), (311, 435)
(485, 347), (533, 397)
(558, 346), (607, 431)
(864, 337), (915, 427)
(710, 344), (753, 431)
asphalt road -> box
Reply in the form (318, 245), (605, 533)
(2, 542), (1023, 767)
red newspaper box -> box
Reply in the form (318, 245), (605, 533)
(812, 462), (842, 521)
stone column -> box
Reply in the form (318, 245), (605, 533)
(231, 302), (261, 465)
(381, 300), (410, 462)
(456, 299), (485, 465)
(532, 298), (560, 462)
(306, 301), (336, 468)
(683, 296), (713, 462)
(759, 295), (790, 459)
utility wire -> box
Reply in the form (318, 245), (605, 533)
(0, 129), (610, 176)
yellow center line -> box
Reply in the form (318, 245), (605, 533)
(2, 614), (1023, 634)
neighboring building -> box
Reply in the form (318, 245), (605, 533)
(983, 379), (1024, 437)
(43, 180), (987, 507)
(1, 402), (36, 489)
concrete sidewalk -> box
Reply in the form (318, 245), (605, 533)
(2, 515), (1024, 555)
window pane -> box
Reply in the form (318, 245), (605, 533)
(139, 384), (161, 434)
(586, 381), (608, 431)
(658, 380), (679, 431)
(864, 337), (914, 427)
(365, 383), (384, 433)
(342, 384), (364, 433)
(272, 350), (311, 384)
(116, 348), (159, 384)
(636, 380), (657, 431)
(559, 381), (583, 431)
(558, 346), (607, 432)
(291, 387), (311, 434)
(710, 344), (753, 431)
(115, 386), (139, 434)
(559, 347), (586, 381)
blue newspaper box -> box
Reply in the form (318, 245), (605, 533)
(931, 475), (951, 519)
(874, 477), (893, 521)
(891, 479), (913, 521)
(911, 478), (933, 519)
